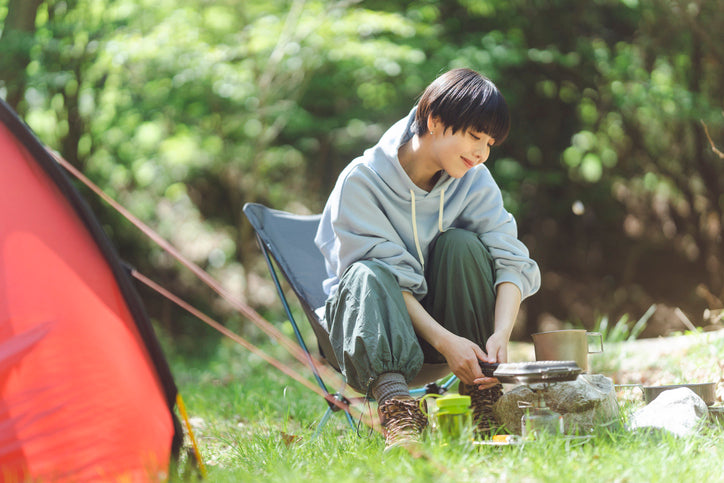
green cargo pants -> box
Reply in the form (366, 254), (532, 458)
(324, 228), (497, 393)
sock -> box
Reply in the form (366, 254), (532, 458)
(372, 372), (409, 404)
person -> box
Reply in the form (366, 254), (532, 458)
(314, 68), (541, 450)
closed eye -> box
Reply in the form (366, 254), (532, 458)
(470, 131), (495, 146)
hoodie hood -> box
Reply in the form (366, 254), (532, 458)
(365, 107), (455, 201)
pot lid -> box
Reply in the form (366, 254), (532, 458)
(480, 360), (582, 384)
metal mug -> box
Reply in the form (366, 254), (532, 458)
(531, 329), (603, 373)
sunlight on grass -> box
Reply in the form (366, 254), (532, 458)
(167, 332), (724, 482)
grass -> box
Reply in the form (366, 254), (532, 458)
(163, 323), (724, 482)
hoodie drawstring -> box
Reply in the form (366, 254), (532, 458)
(410, 187), (446, 269)
(410, 189), (425, 269)
(439, 187), (445, 233)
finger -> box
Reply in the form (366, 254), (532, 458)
(473, 376), (500, 390)
(490, 345), (503, 364)
(474, 344), (493, 364)
(458, 369), (475, 386)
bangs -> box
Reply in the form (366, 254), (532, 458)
(416, 69), (511, 145)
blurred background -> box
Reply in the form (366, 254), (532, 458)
(1, 0), (722, 354)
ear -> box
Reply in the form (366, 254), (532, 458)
(426, 115), (442, 135)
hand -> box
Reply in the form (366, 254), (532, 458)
(485, 331), (509, 364)
(470, 332), (509, 390)
(438, 333), (489, 386)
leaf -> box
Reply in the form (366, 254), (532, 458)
(280, 431), (302, 447)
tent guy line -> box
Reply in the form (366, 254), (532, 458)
(46, 148), (381, 428)
(130, 267), (370, 425)
(47, 149), (345, 388)
(45, 139), (449, 465)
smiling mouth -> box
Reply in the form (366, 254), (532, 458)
(462, 156), (475, 168)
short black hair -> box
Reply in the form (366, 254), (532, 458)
(415, 68), (510, 145)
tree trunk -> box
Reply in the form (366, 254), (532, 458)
(0, 0), (45, 112)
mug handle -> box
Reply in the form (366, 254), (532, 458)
(586, 331), (604, 354)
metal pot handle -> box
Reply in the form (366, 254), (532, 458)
(587, 331), (604, 354)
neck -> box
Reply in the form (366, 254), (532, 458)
(398, 134), (441, 191)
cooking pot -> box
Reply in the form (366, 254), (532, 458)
(641, 383), (716, 406)
(617, 382), (717, 406)
(532, 329), (603, 373)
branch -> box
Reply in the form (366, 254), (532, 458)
(701, 119), (724, 159)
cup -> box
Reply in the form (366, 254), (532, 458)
(531, 329), (603, 373)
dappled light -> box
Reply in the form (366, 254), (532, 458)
(1, 0), (722, 346)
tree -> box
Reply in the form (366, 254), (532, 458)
(0, 0), (44, 111)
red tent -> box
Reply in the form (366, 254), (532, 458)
(0, 99), (181, 481)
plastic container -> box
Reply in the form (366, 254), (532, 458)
(420, 393), (473, 439)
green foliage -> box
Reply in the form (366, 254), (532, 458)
(1, 0), (723, 345)
(594, 304), (655, 343)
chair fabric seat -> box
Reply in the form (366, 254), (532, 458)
(243, 202), (452, 397)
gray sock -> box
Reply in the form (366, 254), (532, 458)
(372, 372), (409, 404)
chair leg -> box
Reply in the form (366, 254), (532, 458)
(313, 400), (356, 437)
(314, 406), (335, 437)
(408, 374), (458, 397)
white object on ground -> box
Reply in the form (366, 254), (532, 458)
(626, 387), (708, 437)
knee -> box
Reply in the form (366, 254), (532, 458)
(436, 229), (491, 257)
(436, 228), (478, 248)
(342, 259), (397, 286)
(429, 230), (494, 275)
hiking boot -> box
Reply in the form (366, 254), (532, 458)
(459, 382), (503, 434)
(378, 396), (428, 452)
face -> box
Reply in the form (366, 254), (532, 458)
(429, 122), (496, 178)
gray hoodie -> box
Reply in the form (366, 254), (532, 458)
(315, 107), (540, 303)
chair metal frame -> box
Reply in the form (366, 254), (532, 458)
(255, 232), (357, 431)
(244, 203), (457, 433)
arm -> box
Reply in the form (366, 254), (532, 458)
(471, 282), (521, 388)
(456, 169), (541, 300)
(402, 291), (498, 387)
(481, 282), (521, 364)
(404, 283), (522, 389)
(317, 171), (428, 297)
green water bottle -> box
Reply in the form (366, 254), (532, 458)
(420, 393), (473, 439)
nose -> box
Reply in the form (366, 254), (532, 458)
(474, 145), (490, 164)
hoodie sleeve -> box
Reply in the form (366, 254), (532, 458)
(315, 168), (427, 299)
(457, 168), (541, 300)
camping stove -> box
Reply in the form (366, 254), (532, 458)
(517, 384), (565, 437)
(480, 360), (582, 437)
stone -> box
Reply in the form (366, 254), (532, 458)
(492, 374), (620, 435)
(626, 387), (708, 437)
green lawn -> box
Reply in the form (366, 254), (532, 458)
(166, 330), (724, 482)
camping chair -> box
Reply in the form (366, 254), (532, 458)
(243, 203), (457, 432)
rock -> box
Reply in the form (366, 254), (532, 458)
(626, 387), (708, 437)
(493, 374), (620, 435)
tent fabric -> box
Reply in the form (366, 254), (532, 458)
(0, 99), (181, 481)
